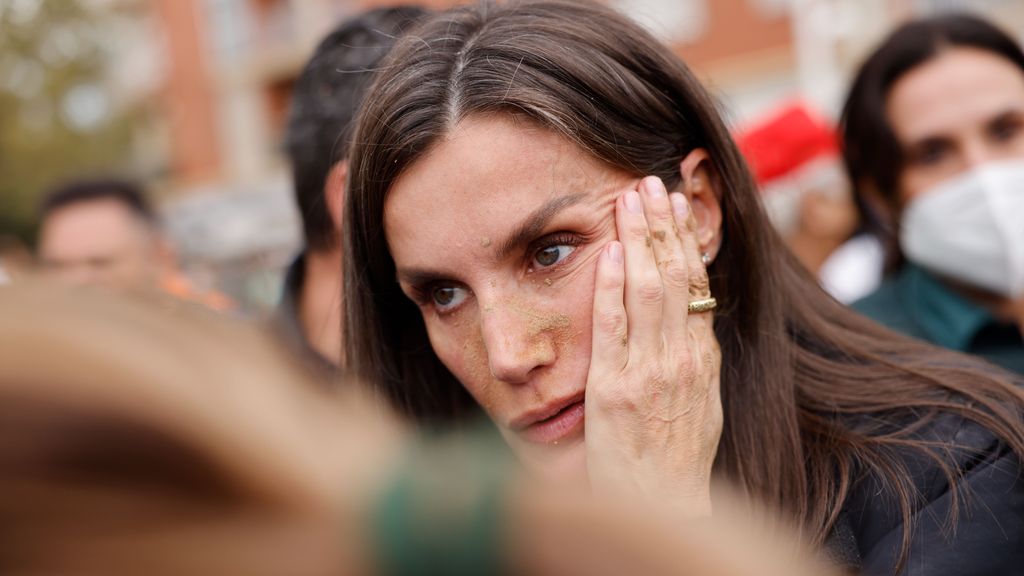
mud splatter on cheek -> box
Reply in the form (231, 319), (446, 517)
(511, 303), (584, 360)
(459, 324), (492, 388)
(526, 310), (571, 334)
(453, 299), (586, 405)
(550, 315), (584, 358)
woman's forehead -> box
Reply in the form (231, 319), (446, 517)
(383, 115), (631, 242)
(886, 47), (1024, 142)
(380, 117), (629, 284)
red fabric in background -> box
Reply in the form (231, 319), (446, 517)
(736, 102), (839, 185)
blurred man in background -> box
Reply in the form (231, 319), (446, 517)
(37, 179), (172, 292)
(278, 6), (427, 377)
(737, 102), (883, 303)
(0, 236), (31, 286)
(36, 178), (232, 310)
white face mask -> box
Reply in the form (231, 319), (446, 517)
(899, 160), (1024, 298)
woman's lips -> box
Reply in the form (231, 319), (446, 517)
(518, 400), (585, 444)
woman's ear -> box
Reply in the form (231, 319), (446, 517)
(677, 149), (723, 262)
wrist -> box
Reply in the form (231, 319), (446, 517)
(669, 481), (713, 518)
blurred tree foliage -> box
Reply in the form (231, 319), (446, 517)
(0, 0), (142, 245)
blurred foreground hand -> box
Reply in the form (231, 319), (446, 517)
(0, 283), (842, 576)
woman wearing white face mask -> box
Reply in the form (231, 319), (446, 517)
(842, 13), (1024, 375)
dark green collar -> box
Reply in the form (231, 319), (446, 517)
(896, 265), (995, 351)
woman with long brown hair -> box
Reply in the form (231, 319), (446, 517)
(344, 1), (1024, 573)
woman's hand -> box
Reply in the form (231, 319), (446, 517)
(584, 176), (722, 516)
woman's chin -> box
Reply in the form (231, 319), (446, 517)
(512, 434), (590, 487)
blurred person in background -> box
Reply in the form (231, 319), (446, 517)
(278, 6), (428, 380)
(737, 102), (883, 304)
(0, 236), (31, 286)
(0, 280), (841, 576)
(37, 178), (170, 291)
(842, 14), (1024, 375)
(36, 178), (232, 310)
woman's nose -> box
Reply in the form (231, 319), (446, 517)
(478, 303), (556, 384)
(963, 137), (998, 170)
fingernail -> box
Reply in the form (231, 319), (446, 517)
(608, 242), (623, 263)
(645, 177), (666, 198)
(624, 191), (641, 213)
(669, 193), (688, 217)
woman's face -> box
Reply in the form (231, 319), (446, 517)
(887, 46), (1024, 203)
(384, 115), (638, 481)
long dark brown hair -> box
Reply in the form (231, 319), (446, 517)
(840, 13), (1024, 269)
(344, 0), (1024, 568)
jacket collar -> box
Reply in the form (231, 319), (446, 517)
(896, 265), (994, 351)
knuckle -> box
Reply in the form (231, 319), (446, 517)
(652, 207), (675, 226)
(661, 260), (689, 289)
(595, 308), (627, 339)
(636, 279), (664, 305)
(642, 366), (672, 393)
(627, 223), (650, 242)
(590, 382), (640, 414)
(701, 348), (719, 379)
(597, 268), (623, 291)
(675, 355), (697, 382)
(687, 267), (710, 297)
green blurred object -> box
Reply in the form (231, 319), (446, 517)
(0, 0), (144, 246)
(374, 428), (512, 576)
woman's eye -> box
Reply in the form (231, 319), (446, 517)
(533, 244), (576, 269)
(989, 117), (1022, 143)
(430, 285), (468, 312)
(909, 140), (950, 166)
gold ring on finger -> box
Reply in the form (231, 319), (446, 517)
(687, 297), (717, 314)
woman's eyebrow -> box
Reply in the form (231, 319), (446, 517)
(395, 193), (588, 285)
(495, 193), (586, 260)
(395, 267), (446, 287)
(986, 108), (1023, 127)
